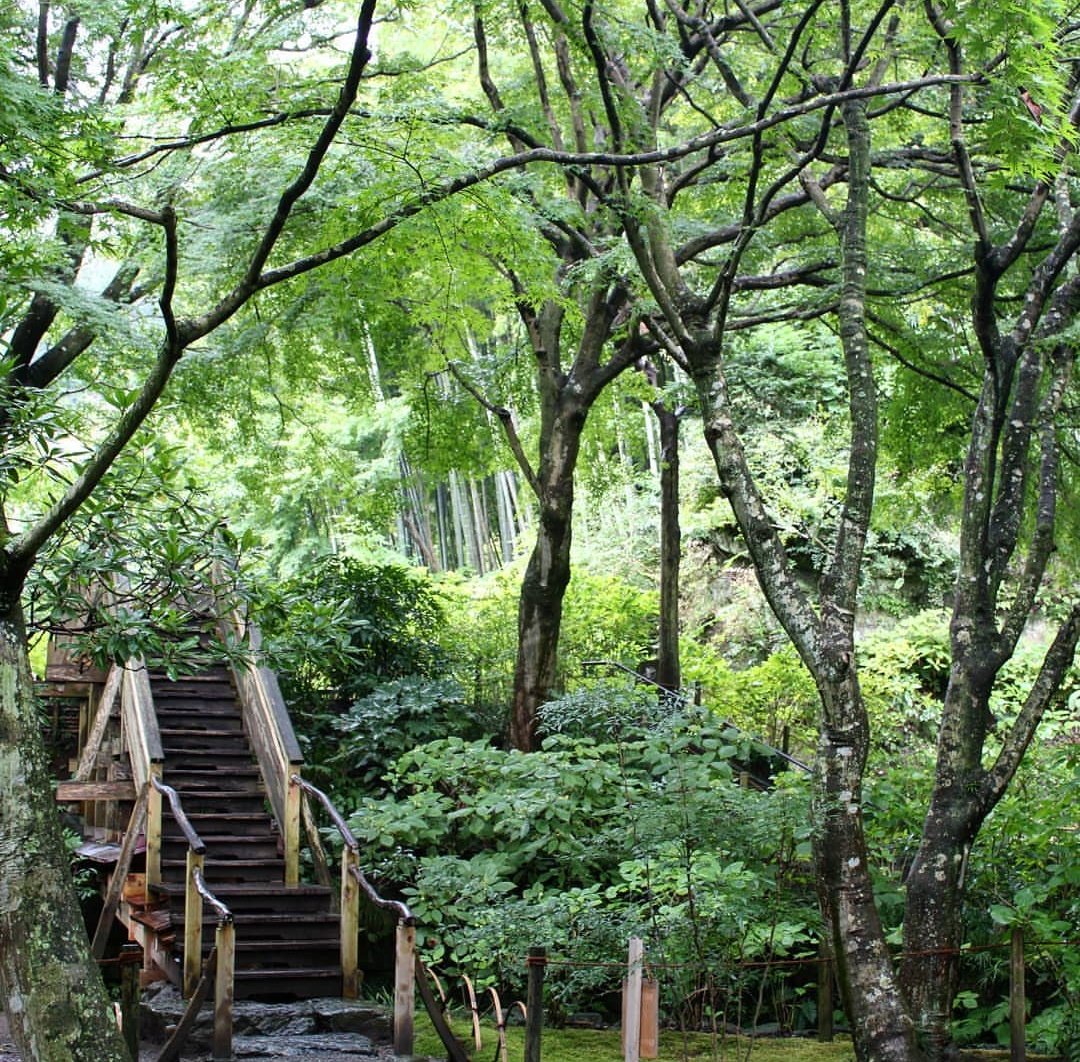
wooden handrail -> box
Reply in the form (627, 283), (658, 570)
(291, 775), (359, 850)
(348, 865), (415, 927)
(291, 772), (416, 1042)
(291, 774), (415, 924)
(152, 776), (206, 855)
(212, 563), (303, 884)
(191, 866), (233, 926)
(121, 662), (164, 783)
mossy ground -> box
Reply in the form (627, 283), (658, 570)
(411, 1013), (858, 1062)
(411, 1015), (1065, 1062)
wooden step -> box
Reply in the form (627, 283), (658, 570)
(233, 967), (342, 1001)
(162, 840), (281, 864)
(155, 883), (334, 914)
(162, 859), (285, 884)
(164, 770), (262, 790)
(163, 813), (275, 836)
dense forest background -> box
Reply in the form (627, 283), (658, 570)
(1, 0), (1079, 1060)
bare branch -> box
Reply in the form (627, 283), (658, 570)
(446, 361), (541, 498)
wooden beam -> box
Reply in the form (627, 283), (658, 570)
(55, 781), (136, 802)
(73, 664), (122, 782)
(91, 786), (148, 959)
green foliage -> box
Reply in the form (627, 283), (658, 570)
(20, 435), (245, 675)
(257, 556), (455, 790)
(343, 700), (818, 1027)
(441, 564), (659, 719)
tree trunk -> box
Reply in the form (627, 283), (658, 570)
(653, 402), (681, 692)
(0, 590), (132, 1062)
(507, 408), (582, 751)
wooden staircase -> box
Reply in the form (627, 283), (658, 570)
(146, 667), (342, 1000)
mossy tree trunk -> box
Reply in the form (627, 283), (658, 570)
(0, 584), (132, 1062)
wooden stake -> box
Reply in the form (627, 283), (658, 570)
(624, 937), (644, 1062)
(817, 942), (834, 1043)
(525, 946), (546, 1062)
(1010, 927), (1026, 1062)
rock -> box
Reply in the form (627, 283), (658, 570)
(140, 987), (394, 1057)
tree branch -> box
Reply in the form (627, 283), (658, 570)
(446, 361), (541, 498)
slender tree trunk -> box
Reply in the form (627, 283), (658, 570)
(0, 588), (131, 1062)
(653, 402), (681, 692)
(508, 408), (583, 751)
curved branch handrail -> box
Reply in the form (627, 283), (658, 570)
(348, 865), (415, 927)
(191, 866), (233, 926)
(291, 774), (358, 850)
(152, 776), (207, 854)
(291, 774), (415, 925)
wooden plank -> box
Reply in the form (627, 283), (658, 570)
(73, 664), (122, 782)
(415, 959), (470, 1062)
(91, 786), (148, 959)
(640, 979), (659, 1058)
(394, 922), (416, 1057)
(55, 781), (136, 802)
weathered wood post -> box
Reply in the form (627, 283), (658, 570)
(640, 977), (659, 1058)
(184, 849), (206, 998)
(213, 919), (235, 1061)
(394, 920), (416, 1056)
(1010, 927), (1026, 1062)
(341, 847), (361, 999)
(525, 946), (546, 1062)
(624, 936), (644, 1062)
(119, 943), (141, 1059)
(817, 941), (834, 1042)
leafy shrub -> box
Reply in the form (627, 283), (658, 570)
(344, 698), (819, 1028)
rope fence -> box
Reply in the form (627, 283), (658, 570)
(426, 930), (1070, 1062)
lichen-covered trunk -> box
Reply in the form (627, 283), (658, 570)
(813, 671), (923, 1062)
(0, 593), (131, 1061)
(508, 408), (582, 751)
(900, 800), (976, 1061)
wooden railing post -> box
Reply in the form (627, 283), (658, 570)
(1010, 927), (1026, 1062)
(213, 920), (235, 1061)
(184, 850), (205, 999)
(525, 946), (546, 1062)
(341, 848), (361, 999)
(817, 941), (834, 1042)
(394, 921), (416, 1056)
(285, 773), (301, 887)
(146, 763), (163, 888)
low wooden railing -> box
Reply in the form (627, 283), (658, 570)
(120, 661), (165, 886)
(216, 596), (304, 886)
(291, 774), (416, 1056)
(153, 776), (235, 1061)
